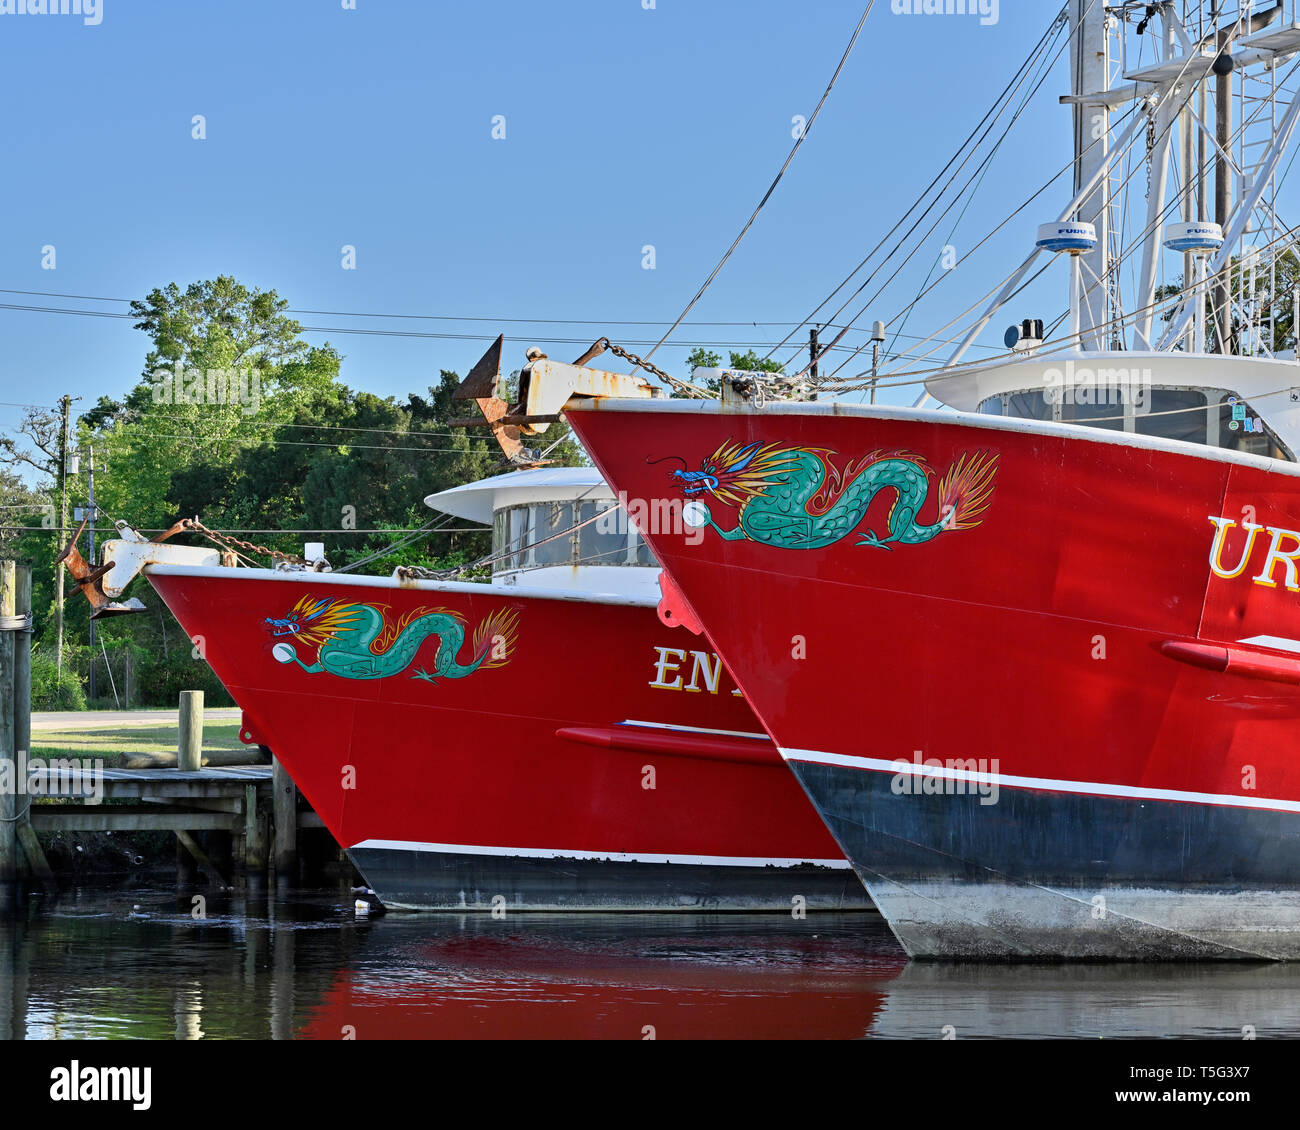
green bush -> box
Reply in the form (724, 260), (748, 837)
(134, 651), (235, 708)
(30, 647), (87, 711)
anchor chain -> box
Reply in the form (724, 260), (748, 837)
(179, 518), (306, 566)
(595, 338), (702, 396)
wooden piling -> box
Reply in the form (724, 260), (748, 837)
(272, 757), (297, 878)
(175, 830), (228, 889)
(178, 690), (204, 771)
(14, 567), (29, 775)
(244, 784), (267, 871)
(0, 561), (17, 886)
(10, 566), (50, 882)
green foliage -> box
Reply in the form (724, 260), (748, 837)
(30, 644), (86, 711)
(673, 348), (783, 399)
(131, 651), (235, 709)
(726, 350), (785, 374)
(1156, 249), (1300, 353)
(3, 275), (591, 712)
(684, 347), (721, 373)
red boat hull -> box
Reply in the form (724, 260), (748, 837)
(567, 400), (1300, 958)
(145, 565), (867, 911)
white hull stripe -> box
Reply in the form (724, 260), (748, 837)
(779, 748), (1300, 815)
(1239, 635), (1300, 654)
(350, 839), (850, 869)
(618, 719), (770, 741)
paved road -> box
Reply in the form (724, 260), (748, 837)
(32, 708), (242, 731)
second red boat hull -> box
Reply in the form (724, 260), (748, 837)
(145, 565), (867, 912)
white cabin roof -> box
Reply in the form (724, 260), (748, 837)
(424, 466), (611, 525)
(925, 350), (1300, 457)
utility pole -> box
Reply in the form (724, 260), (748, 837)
(869, 320), (886, 405)
(55, 394), (71, 676)
(87, 443), (97, 702)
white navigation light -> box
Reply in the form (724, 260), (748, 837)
(1035, 221), (1097, 255)
(1164, 221), (1224, 255)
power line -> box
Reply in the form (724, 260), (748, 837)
(0, 286), (926, 330)
(105, 430), (497, 454)
(0, 301), (905, 351)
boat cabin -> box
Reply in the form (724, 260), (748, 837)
(928, 351), (1298, 463)
(424, 467), (661, 599)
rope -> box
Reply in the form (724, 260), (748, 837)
(0, 612), (32, 631)
(0, 800), (32, 823)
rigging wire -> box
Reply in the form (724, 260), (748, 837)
(627, 0), (877, 376)
(816, 12), (1083, 383)
(766, 2), (1074, 366)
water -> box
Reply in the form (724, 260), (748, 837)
(4, 885), (1300, 1039)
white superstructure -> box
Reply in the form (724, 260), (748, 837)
(425, 467), (662, 600)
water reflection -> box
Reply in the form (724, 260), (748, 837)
(3, 887), (1300, 1039)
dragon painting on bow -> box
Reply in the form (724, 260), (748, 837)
(264, 595), (520, 683)
(659, 439), (999, 550)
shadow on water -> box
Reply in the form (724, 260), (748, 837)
(2, 887), (1300, 1038)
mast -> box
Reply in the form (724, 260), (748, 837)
(1213, 2), (1234, 354)
(1069, 0), (1111, 351)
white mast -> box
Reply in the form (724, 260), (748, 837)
(1069, 0), (1112, 351)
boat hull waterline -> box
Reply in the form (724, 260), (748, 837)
(567, 399), (1300, 959)
(145, 564), (868, 912)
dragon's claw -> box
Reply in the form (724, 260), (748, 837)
(856, 531), (893, 551)
(411, 667), (438, 683)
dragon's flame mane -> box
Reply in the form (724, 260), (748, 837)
(700, 439), (812, 507)
(281, 595), (368, 650)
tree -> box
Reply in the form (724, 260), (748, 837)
(684, 347), (721, 374)
(726, 350), (785, 374)
(1156, 249), (1300, 354)
(5, 274), (593, 704)
(129, 276), (308, 377)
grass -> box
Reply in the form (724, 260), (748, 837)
(30, 723), (246, 768)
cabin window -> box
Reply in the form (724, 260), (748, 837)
(1134, 389), (1208, 445)
(1005, 391), (1052, 421)
(507, 505), (532, 568)
(1215, 394), (1293, 461)
(575, 501), (615, 565)
(531, 502), (576, 566)
(1060, 397), (1126, 431)
(983, 385), (1293, 461)
(490, 501), (658, 572)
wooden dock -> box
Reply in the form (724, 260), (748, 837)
(2, 559), (335, 893)
(22, 763), (323, 887)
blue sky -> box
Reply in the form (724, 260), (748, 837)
(0, 0), (1071, 427)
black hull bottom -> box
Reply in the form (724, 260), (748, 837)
(347, 846), (873, 912)
(792, 761), (1300, 960)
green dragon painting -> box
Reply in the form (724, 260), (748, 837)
(264, 595), (519, 683)
(662, 438), (999, 550)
